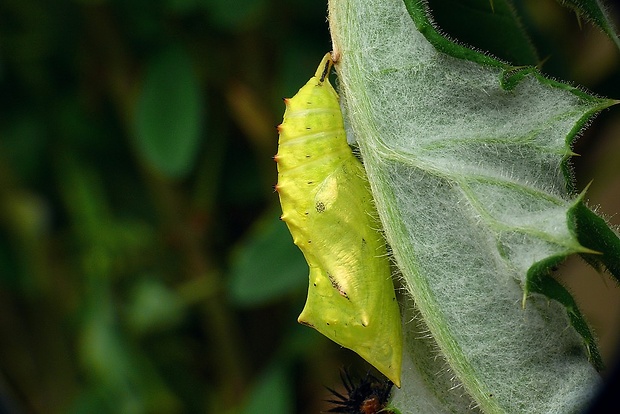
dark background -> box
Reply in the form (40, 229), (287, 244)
(0, 0), (619, 413)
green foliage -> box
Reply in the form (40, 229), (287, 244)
(558, 0), (620, 49)
(570, 197), (620, 278)
(134, 45), (203, 178)
(426, 0), (539, 65)
(0, 0), (333, 412)
(240, 361), (294, 414)
(228, 213), (307, 307)
(0, 0), (618, 413)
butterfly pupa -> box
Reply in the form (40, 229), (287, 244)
(275, 53), (402, 386)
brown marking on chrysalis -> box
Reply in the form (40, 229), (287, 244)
(328, 272), (349, 299)
(319, 57), (333, 83)
(299, 319), (315, 328)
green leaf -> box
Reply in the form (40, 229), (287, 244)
(228, 212), (307, 307)
(125, 278), (185, 335)
(402, 0), (502, 67)
(525, 257), (604, 371)
(134, 46), (203, 179)
(240, 361), (293, 414)
(426, 0), (539, 65)
(569, 197), (620, 280)
(328, 0), (617, 412)
(554, 0), (620, 50)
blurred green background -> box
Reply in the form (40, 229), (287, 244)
(0, 0), (619, 413)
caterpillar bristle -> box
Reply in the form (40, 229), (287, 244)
(325, 370), (394, 414)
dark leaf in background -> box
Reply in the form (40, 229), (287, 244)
(426, 0), (539, 65)
(556, 0), (620, 49)
(229, 212), (307, 307)
(240, 360), (294, 414)
(134, 45), (204, 179)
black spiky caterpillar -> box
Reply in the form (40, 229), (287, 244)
(327, 370), (395, 414)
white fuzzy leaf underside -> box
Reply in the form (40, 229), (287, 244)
(328, 0), (608, 413)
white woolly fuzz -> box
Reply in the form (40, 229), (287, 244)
(328, 0), (612, 413)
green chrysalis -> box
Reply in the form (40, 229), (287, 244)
(275, 53), (402, 386)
